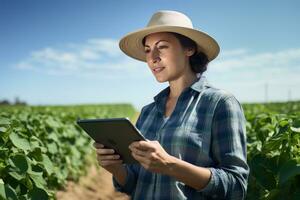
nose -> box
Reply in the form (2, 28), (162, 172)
(148, 48), (160, 64)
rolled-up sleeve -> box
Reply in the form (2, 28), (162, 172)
(199, 95), (249, 199)
(112, 164), (139, 195)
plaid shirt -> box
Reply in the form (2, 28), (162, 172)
(113, 76), (249, 199)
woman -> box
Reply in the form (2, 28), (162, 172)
(94, 10), (249, 199)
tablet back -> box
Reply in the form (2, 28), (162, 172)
(77, 118), (145, 164)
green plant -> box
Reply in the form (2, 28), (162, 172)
(0, 104), (135, 200)
(245, 103), (300, 200)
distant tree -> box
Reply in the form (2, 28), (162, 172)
(14, 97), (27, 105)
(0, 100), (10, 105)
(0, 97), (27, 106)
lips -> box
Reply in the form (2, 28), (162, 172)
(152, 67), (165, 73)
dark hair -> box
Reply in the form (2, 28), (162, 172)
(172, 32), (209, 74)
(142, 32), (209, 74)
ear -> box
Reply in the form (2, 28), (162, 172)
(185, 47), (196, 57)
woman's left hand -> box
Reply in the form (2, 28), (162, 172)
(129, 140), (175, 174)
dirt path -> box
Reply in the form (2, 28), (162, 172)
(56, 113), (140, 200)
(56, 165), (130, 200)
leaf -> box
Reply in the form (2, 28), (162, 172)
(255, 168), (277, 190)
(292, 118), (300, 128)
(276, 119), (290, 135)
(47, 142), (58, 154)
(29, 137), (46, 152)
(257, 127), (269, 144)
(8, 154), (29, 174)
(48, 133), (59, 143)
(0, 179), (5, 199)
(2, 184), (18, 200)
(8, 171), (25, 181)
(279, 159), (300, 186)
(266, 189), (281, 200)
(250, 154), (277, 190)
(9, 132), (31, 151)
(71, 146), (81, 159)
(28, 170), (47, 190)
(24, 176), (33, 191)
(29, 187), (48, 200)
(42, 154), (54, 175)
(46, 118), (59, 128)
(29, 147), (43, 162)
(18, 195), (28, 200)
(291, 127), (300, 133)
(0, 118), (10, 125)
(279, 120), (289, 127)
(278, 151), (291, 171)
(263, 135), (285, 152)
(0, 127), (7, 133)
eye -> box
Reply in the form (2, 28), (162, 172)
(158, 45), (167, 50)
(144, 49), (150, 54)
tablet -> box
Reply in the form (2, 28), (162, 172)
(76, 117), (146, 164)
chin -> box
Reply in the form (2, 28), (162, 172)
(155, 76), (168, 83)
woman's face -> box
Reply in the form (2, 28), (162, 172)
(144, 32), (194, 83)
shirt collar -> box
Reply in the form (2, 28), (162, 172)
(153, 75), (212, 116)
(190, 75), (212, 92)
(153, 75), (211, 102)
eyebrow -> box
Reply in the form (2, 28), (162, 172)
(144, 40), (169, 48)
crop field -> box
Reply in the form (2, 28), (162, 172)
(0, 102), (299, 200)
(0, 104), (135, 200)
(244, 101), (300, 199)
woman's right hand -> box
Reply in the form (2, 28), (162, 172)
(93, 142), (123, 174)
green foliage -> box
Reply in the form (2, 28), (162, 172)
(245, 101), (300, 200)
(2, 101), (299, 199)
(0, 104), (135, 200)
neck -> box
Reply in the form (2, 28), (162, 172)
(168, 72), (198, 99)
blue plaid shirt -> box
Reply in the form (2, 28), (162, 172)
(113, 76), (249, 199)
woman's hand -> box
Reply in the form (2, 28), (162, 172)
(129, 140), (175, 174)
(129, 141), (212, 191)
(93, 142), (123, 174)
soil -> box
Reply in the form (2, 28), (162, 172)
(56, 165), (130, 200)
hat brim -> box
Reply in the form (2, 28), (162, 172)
(119, 25), (220, 62)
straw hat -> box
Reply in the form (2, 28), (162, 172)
(119, 10), (220, 62)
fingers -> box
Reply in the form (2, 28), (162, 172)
(100, 159), (123, 166)
(93, 142), (123, 166)
(93, 142), (104, 148)
(130, 141), (156, 152)
(131, 150), (146, 161)
(99, 154), (120, 160)
(93, 142), (115, 155)
(96, 148), (115, 155)
(95, 150), (123, 166)
(130, 147), (147, 157)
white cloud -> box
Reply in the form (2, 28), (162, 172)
(15, 38), (149, 78)
(220, 48), (249, 57)
(14, 38), (300, 102)
(211, 48), (300, 72)
(16, 38), (300, 79)
(207, 48), (300, 102)
(10, 39), (300, 104)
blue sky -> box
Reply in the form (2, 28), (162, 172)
(1, 0), (300, 110)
